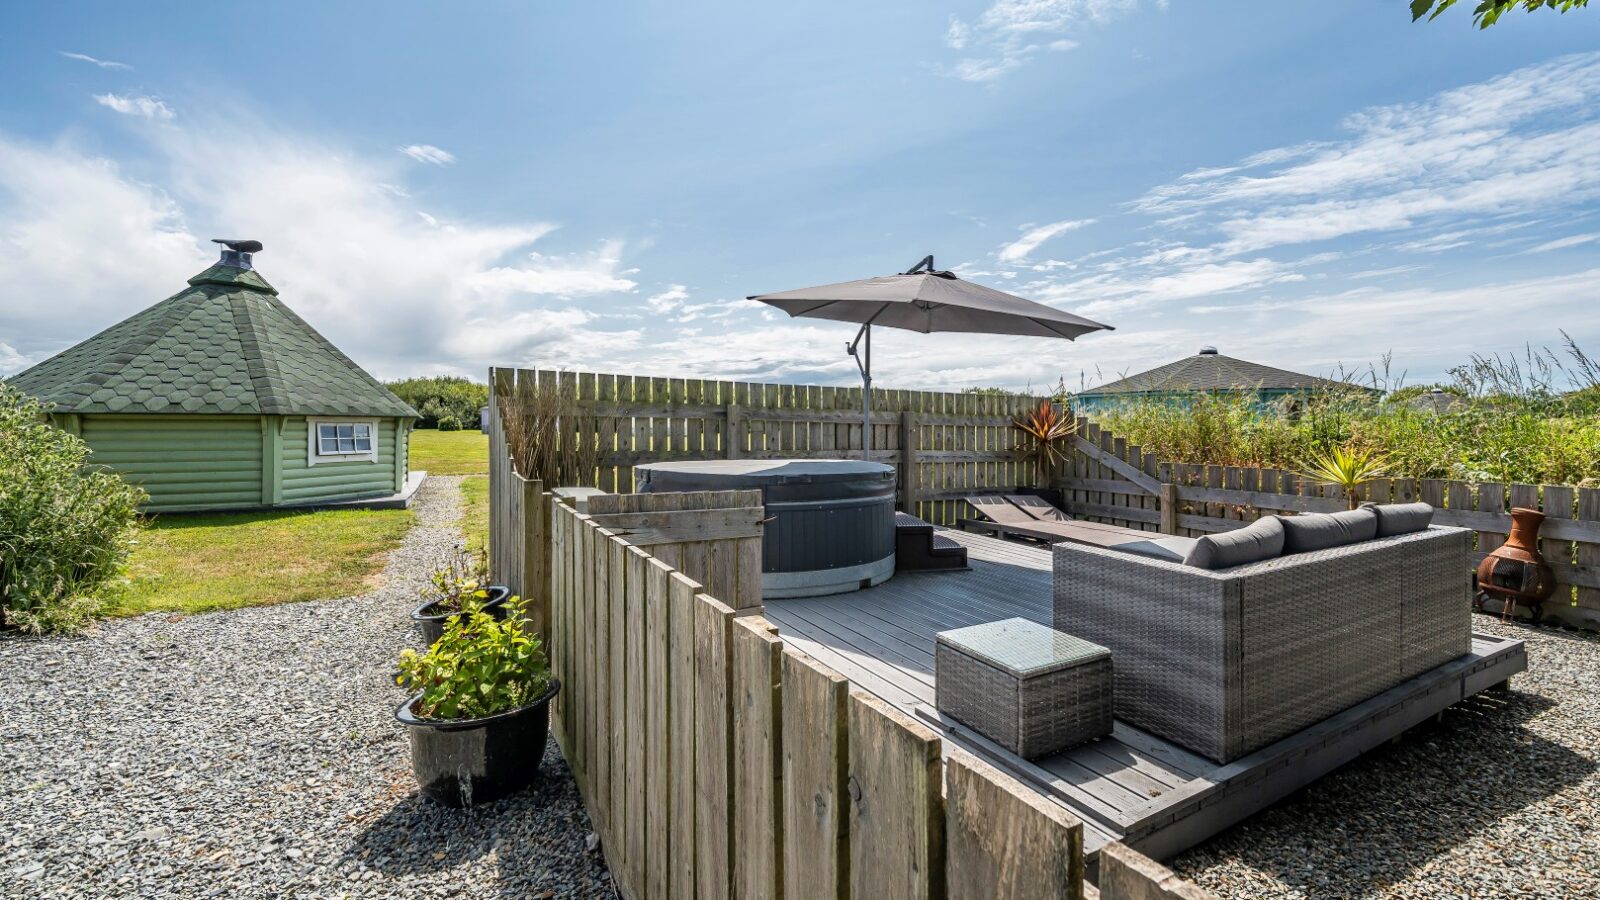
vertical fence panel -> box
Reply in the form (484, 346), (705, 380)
(645, 558), (674, 900)
(695, 595), (737, 900)
(668, 573), (702, 900)
(1580, 488), (1600, 613)
(608, 538), (632, 880)
(782, 650), (850, 900)
(733, 617), (784, 899)
(626, 548), (651, 897)
(848, 690), (945, 900)
(945, 749), (1084, 900)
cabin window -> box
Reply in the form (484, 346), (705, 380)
(307, 418), (379, 465)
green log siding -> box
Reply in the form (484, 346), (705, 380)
(72, 414), (410, 512)
(279, 416), (404, 505)
(80, 415), (264, 512)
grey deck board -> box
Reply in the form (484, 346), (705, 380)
(764, 527), (1529, 862)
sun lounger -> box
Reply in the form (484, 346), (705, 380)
(959, 495), (1153, 549)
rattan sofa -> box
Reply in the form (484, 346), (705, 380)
(1052, 525), (1472, 763)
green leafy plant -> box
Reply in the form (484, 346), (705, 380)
(1300, 446), (1391, 510)
(419, 548), (491, 614)
(1012, 400), (1078, 483)
(397, 595), (551, 720)
(1411, 0), (1589, 29)
(436, 414), (463, 432)
(0, 382), (146, 632)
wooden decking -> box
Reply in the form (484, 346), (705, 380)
(763, 528), (1528, 862)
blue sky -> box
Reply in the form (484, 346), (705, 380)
(2, 1), (1598, 393)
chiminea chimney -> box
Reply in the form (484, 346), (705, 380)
(212, 238), (263, 270)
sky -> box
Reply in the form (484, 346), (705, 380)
(1, 1), (1598, 394)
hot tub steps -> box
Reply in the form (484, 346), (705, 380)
(895, 512), (969, 572)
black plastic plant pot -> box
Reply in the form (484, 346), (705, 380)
(394, 679), (560, 808)
(410, 585), (511, 646)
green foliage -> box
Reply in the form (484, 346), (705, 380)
(1011, 399), (1078, 482)
(396, 594), (551, 720)
(1300, 446), (1391, 509)
(0, 382), (145, 632)
(1411, 0), (1589, 28)
(419, 548), (490, 615)
(1094, 338), (1600, 486)
(386, 376), (487, 429)
(436, 414), (463, 432)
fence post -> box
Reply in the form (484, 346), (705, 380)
(726, 403), (744, 460)
(1158, 483), (1179, 535)
(899, 411), (919, 513)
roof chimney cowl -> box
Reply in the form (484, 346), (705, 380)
(212, 238), (263, 270)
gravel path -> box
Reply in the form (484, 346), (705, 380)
(1172, 615), (1600, 899)
(0, 475), (612, 899)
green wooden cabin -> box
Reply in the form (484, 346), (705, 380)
(8, 241), (419, 512)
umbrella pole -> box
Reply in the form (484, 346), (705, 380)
(849, 321), (872, 461)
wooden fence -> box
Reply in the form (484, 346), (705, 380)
(489, 366), (1048, 526)
(487, 375), (1216, 899)
(1056, 419), (1600, 631)
(542, 489), (1229, 899)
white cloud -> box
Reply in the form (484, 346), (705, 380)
(0, 122), (643, 380)
(646, 284), (690, 313)
(1525, 232), (1600, 253)
(1135, 53), (1600, 256)
(1, 341), (34, 375)
(945, 0), (1150, 82)
(59, 51), (131, 70)
(93, 93), (174, 120)
(399, 144), (456, 166)
(997, 218), (1093, 262)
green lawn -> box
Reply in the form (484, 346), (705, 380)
(111, 507), (414, 617)
(461, 474), (489, 557)
(410, 427), (488, 475)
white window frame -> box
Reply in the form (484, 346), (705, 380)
(307, 417), (379, 466)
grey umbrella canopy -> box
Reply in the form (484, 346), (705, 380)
(749, 256), (1113, 459)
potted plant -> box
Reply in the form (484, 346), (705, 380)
(410, 549), (509, 645)
(394, 595), (560, 807)
(1012, 399), (1077, 496)
(1300, 445), (1389, 509)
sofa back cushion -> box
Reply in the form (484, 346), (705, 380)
(1280, 506), (1378, 553)
(1362, 501), (1434, 537)
(1183, 515), (1285, 569)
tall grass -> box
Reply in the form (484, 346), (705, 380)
(1089, 338), (1600, 487)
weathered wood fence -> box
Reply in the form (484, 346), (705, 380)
(1057, 418), (1600, 631)
(488, 376), (1216, 900)
(489, 366), (1048, 526)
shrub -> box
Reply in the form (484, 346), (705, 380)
(418, 548), (490, 615)
(386, 376), (487, 429)
(0, 383), (145, 632)
(436, 414), (463, 432)
(396, 594), (550, 720)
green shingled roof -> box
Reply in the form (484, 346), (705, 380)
(8, 263), (419, 418)
(1081, 350), (1371, 396)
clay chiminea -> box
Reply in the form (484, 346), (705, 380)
(1475, 507), (1556, 624)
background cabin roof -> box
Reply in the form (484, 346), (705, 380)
(8, 263), (418, 418)
(1081, 349), (1369, 396)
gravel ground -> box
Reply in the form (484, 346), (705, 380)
(1172, 615), (1600, 899)
(0, 475), (612, 899)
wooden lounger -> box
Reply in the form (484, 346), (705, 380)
(959, 494), (1152, 549)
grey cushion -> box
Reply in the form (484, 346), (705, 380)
(1361, 501), (1434, 537)
(1280, 507), (1378, 553)
(1183, 516), (1285, 570)
(1108, 535), (1199, 563)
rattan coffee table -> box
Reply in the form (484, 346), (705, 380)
(935, 617), (1113, 759)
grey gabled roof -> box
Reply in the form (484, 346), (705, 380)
(1082, 351), (1366, 396)
(7, 263), (418, 418)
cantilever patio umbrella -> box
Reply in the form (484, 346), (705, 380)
(749, 255), (1113, 460)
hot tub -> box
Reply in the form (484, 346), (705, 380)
(634, 459), (896, 598)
